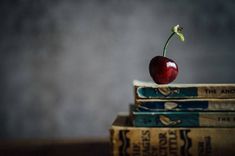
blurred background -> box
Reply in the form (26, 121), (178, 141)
(0, 0), (235, 139)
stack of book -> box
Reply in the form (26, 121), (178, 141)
(110, 80), (235, 156)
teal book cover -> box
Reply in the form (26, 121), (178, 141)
(131, 105), (235, 127)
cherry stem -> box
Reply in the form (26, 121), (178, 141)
(163, 32), (175, 57)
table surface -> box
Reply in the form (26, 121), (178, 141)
(0, 139), (111, 156)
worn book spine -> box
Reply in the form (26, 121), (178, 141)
(111, 126), (235, 156)
(135, 99), (235, 111)
(131, 110), (235, 127)
(134, 83), (235, 99)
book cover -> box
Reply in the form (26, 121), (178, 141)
(110, 115), (235, 156)
(131, 105), (235, 127)
(136, 99), (235, 111)
(134, 80), (235, 99)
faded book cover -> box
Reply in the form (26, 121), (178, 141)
(136, 99), (235, 111)
(110, 115), (235, 156)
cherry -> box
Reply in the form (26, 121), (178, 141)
(149, 56), (178, 84)
(149, 25), (184, 84)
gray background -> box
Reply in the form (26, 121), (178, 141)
(0, 0), (235, 139)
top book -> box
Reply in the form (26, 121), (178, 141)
(134, 80), (235, 99)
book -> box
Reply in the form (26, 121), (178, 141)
(110, 115), (235, 156)
(136, 99), (235, 111)
(131, 105), (235, 127)
(134, 80), (235, 99)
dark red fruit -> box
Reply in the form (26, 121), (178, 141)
(149, 56), (178, 84)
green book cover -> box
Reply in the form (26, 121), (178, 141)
(134, 80), (235, 99)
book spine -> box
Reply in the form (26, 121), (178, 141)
(136, 99), (235, 111)
(111, 127), (235, 156)
(135, 85), (235, 99)
(132, 111), (235, 127)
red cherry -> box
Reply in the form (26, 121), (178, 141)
(149, 56), (178, 84)
(148, 25), (184, 84)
